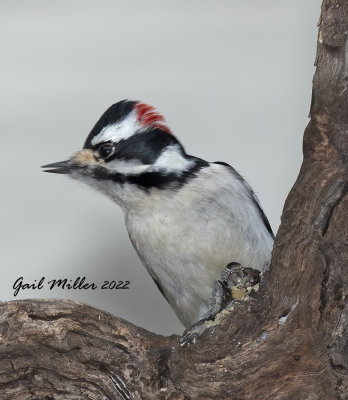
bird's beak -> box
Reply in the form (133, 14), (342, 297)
(42, 149), (97, 174)
(41, 160), (74, 174)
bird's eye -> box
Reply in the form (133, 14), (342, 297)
(97, 143), (115, 160)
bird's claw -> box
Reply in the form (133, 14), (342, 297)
(180, 263), (263, 346)
(203, 262), (262, 321)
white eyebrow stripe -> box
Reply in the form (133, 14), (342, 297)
(91, 111), (140, 146)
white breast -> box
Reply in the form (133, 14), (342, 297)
(122, 163), (273, 327)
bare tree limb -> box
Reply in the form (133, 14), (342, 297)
(0, 1), (347, 399)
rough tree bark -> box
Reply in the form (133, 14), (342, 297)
(0, 1), (347, 399)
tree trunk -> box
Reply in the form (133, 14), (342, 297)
(1, 1), (347, 399)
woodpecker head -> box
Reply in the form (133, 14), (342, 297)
(42, 100), (206, 204)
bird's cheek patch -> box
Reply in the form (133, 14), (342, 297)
(72, 149), (98, 165)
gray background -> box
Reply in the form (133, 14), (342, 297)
(1, 1), (320, 335)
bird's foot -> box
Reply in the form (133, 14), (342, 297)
(180, 319), (208, 346)
(203, 262), (261, 321)
(180, 263), (262, 346)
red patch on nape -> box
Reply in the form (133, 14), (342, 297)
(135, 102), (171, 134)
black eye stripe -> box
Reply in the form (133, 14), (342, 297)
(108, 130), (181, 164)
(91, 130), (182, 164)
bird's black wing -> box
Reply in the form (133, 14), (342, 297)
(214, 161), (275, 240)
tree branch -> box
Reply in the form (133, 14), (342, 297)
(1, 1), (347, 399)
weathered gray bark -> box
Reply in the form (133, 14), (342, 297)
(0, 1), (347, 398)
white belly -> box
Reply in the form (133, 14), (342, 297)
(126, 212), (233, 326)
(123, 165), (273, 327)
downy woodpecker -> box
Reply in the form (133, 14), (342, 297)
(42, 100), (274, 328)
